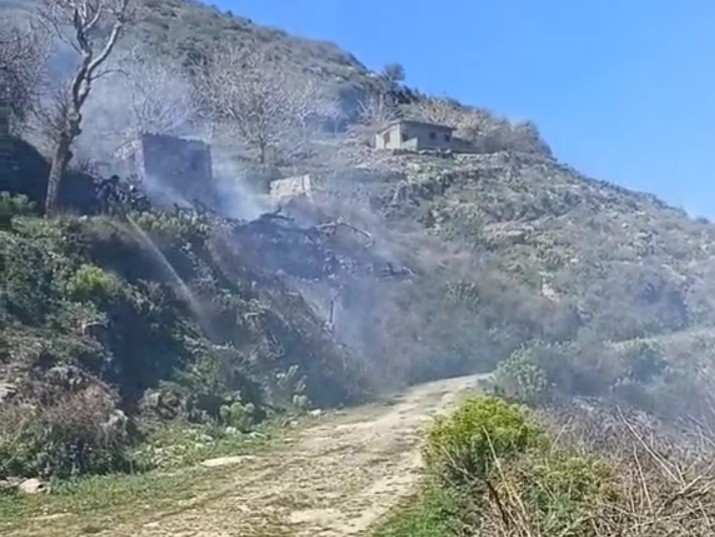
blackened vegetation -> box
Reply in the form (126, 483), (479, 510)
(0, 137), (149, 216)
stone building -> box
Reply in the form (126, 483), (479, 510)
(375, 119), (456, 151)
(133, 133), (215, 207)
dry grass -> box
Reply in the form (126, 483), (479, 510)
(474, 406), (715, 536)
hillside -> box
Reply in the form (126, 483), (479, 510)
(279, 146), (715, 420)
(4, 0), (715, 496)
(1, 0), (407, 117)
(376, 150), (714, 341)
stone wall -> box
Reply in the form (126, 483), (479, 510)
(269, 173), (312, 203)
(136, 133), (214, 207)
(269, 168), (405, 212)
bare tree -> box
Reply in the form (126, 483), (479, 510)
(358, 92), (399, 129)
(0, 20), (49, 124)
(286, 74), (342, 154)
(79, 48), (197, 163)
(37, 0), (133, 216)
(195, 45), (340, 164)
(410, 96), (490, 135)
(347, 92), (399, 145)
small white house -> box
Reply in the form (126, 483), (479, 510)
(375, 119), (456, 151)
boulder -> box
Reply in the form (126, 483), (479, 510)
(18, 478), (49, 495)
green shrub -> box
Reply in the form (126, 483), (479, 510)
(424, 396), (545, 484)
(492, 345), (551, 405)
(0, 192), (36, 228)
(2, 235), (60, 323)
(131, 211), (210, 247)
(219, 400), (256, 432)
(515, 452), (617, 535)
(66, 264), (123, 303)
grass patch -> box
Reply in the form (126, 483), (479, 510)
(372, 482), (460, 537)
(0, 417), (310, 536)
(0, 468), (204, 531)
(131, 420), (278, 470)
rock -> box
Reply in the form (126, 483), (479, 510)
(225, 426), (240, 435)
(309, 409), (323, 417)
(30, 513), (69, 522)
(200, 455), (258, 468)
(0, 382), (15, 403)
(18, 478), (49, 495)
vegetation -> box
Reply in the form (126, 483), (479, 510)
(4, 0), (715, 525)
(375, 396), (715, 536)
(424, 397), (544, 484)
(0, 207), (362, 480)
(373, 486), (459, 537)
(0, 417), (292, 533)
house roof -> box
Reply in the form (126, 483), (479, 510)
(379, 119), (456, 133)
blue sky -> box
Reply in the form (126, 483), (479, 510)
(210, 0), (715, 217)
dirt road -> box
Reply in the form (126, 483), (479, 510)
(13, 374), (483, 537)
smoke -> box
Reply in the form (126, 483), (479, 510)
(209, 144), (275, 221)
(74, 46), (198, 172)
(3, 14), (568, 399)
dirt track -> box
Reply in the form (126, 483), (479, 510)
(16, 374), (483, 537)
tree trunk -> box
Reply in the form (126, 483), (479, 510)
(45, 111), (81, 216)
(44, 133), (73, 216)
(258, 141), (266, 164)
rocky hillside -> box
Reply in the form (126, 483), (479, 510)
(4, 0), (715, 484)
(281, 147), (715, 421)
(379, 150), (715, 341)
(294, 146), (715, 344)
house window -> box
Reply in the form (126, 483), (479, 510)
(401, 133), (408, 142)
(383, 132), (391, 145)
(444, 134), (451, 142)
(428, 131), (436, 140)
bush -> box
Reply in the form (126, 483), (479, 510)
(505, 451), (617, 535)
(492, 345), (551, 405)
(414, 398), (715, 536)
(0, 192), (36, 228)
(424, 396), (544, 484)
(131, 211), (210, 247)
(0, 386), (139, 479)
(219, 400), (256, 432)
(66, 264), (123, 303)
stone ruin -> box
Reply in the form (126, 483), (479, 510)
(132, 133), (215, 209)
(269, 173), (312, 204)
(268, 168), (405, 212)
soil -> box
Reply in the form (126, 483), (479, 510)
(13, 374), (484, 537)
